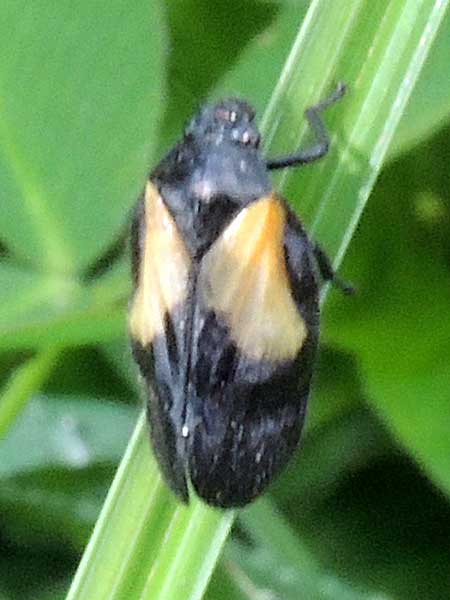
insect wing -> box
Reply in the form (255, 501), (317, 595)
(187, 194), (317, 507)
(129, 181), (191, 501)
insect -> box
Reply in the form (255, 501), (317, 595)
(129, 83), (348, 508)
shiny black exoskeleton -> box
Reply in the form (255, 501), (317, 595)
(130, 84), (348, 508)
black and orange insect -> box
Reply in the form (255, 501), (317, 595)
(129, 83), (348, 508)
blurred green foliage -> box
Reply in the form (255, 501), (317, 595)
(1, 1), (450, 599)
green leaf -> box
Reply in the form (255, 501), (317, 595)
(0, 395), (135, 555)
(325, 126), (450, 497)
(212, 2), (310, 115)
(158, 0), (281, 148)
(220, 499), (390, 599)
(275, 407), (394, 510)
(390, 12), (450, 158)
(0, 348), (59, 437)
(0, 260), (127, 351)
(0, 0), (165, 274)
(0, 395), (136, 477)
(0, 465), (114, 552)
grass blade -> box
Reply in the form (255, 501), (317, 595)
(66, 414), (233, 600)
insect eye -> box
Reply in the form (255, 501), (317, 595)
(241, 130), (260, 148)
(215, 108), (234, 123)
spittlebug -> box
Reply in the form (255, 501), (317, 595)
(129, 83), (348, 508)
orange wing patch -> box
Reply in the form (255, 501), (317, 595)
(129, 182), (190, 346)
(199, 195), (307, 362)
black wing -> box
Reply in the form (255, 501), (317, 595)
(186, 194), (320, 507)
(129, 181), (192, 501)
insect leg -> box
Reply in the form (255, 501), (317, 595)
(312, 241), (354, 294)
(266, 82), (346, 170)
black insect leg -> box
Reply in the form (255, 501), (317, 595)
(266, 82), (346, 170)
(312, 242), (354, 295)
